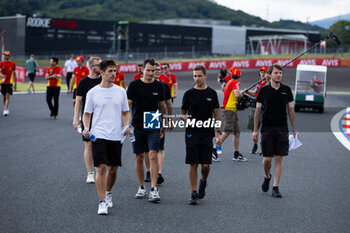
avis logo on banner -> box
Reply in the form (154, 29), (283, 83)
(208, 61), (227, 69)
(119, 64), (137, 73)
(188, 62), (206, 70)
(231, 60), (250, 68)
(143, 110), (161, 129)
(169, 63), (182, 71)
(321, 59), (339, 67)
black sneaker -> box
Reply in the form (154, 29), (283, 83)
(262, 174), (271, 192)
(212, 149), (222, 162)
(251, 144), (258, 154)
(272, 186), (282, 198)
(189, 191), (199, 205)
(144, 171), (151, 182)
(232, 152), (247, 162)
(198, 179), (207, 199)
(157, 173), (164, 185)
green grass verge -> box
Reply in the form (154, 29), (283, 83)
(15, 83), (68, 92)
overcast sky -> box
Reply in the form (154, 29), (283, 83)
(215, 0), (349, 22)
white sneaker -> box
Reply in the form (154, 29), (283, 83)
(3, 109), (9, 116)
(148, 188), (161, 202)
(135, 187), (147, 199)
(212, 157), (222, 162)
(86, 172), (95, 183)
(97, 201), (108, 215)
(106, 192), (113, 208)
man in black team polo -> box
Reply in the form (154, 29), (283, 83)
(127, 58), (166, 203)
(252, 63), (297, 198)
(181, 65), (222, 205)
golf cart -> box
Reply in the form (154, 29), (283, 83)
(294, 64), (327, 113)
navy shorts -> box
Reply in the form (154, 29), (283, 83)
(185, 132), (213, 164)
(132, 129), (160, 154)
(28, 73), (35, 82)
(1, 84), (13, 95)
(261, 125), (289, 157)
(73, 89), (77, 99)
(91, 139), (122, 167)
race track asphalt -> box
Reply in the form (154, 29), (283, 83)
(1, 67), (350, 233)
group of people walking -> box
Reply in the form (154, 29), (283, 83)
(0, 52), (297, 215)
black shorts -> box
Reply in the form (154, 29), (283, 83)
(73, 89), (77, 99)
(91, 139), (122, 167)
(185, 132), (213, 164)
(261, 125), (289, 157)
(28, 73), (36, 82)
(1, 84), (13, 95)
(159, 136), (165, 150)
(132, 129), (160, 154)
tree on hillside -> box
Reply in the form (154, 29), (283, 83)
(328, 20), (350, 46)
(0, 0), (324, 32)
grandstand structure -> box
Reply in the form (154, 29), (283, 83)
(0, 15), (320, 58)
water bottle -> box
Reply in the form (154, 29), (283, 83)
(216, 145), (222, 154)
(129, 125), (136, 142)
(77, 125), (82, 134)
(215, 137), (222, 154)
(83, 130), (96, 142)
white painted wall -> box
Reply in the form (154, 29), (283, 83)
(212, 26), (246, 55)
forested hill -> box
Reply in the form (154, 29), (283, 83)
(0, 0), (324, 31)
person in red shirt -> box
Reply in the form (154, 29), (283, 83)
(159, 63), (177, 102)
(213, 67), (241, 160)
(133, 63), (143, 80)
(224, 67), (240, 84)
(69, 56), (90, 107)
(0, 50), (17, 116)
(310, 75), (323, 92)
(245, 67), (270, 154)
(113, 63), (126, 89)
(218, 68), (247, 162)
(45, 57), (63, 120)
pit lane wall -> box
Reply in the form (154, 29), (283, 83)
(15, 58), (350, 83)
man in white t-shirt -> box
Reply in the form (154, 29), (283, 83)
(83, 59), (130, 215)
(64, 54), (78, 91)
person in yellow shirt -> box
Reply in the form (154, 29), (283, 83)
(219, 68), (246, 162)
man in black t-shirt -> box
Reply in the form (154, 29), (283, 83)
(181, 65), (222, 205)
(155, 62), (173, 184)
(253, 64), (298, 198)
(127, 58), (166, 203)
(143, 62), (173, 185)
(217, 64), (228, 91)
(72, 57), (102, 184)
